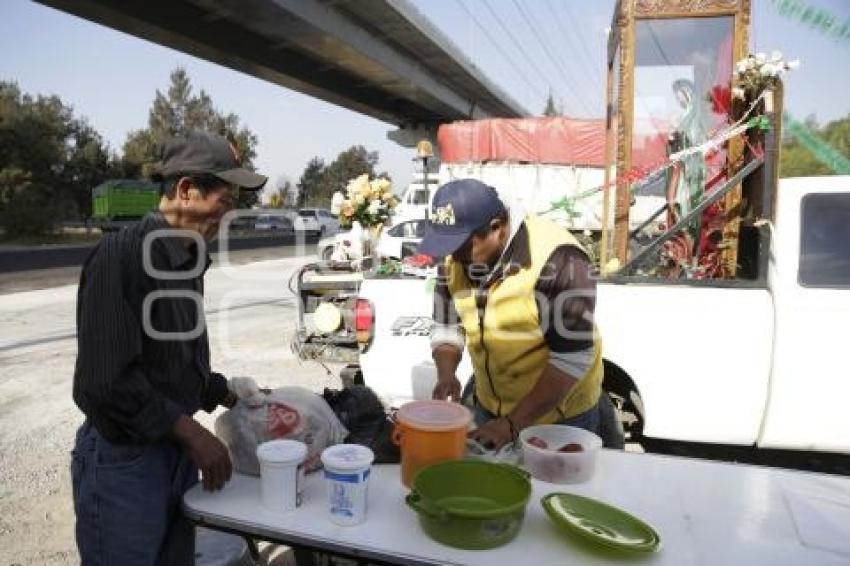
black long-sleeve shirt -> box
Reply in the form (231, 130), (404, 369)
(73, 213), (228, 443)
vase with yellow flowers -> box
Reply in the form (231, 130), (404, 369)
(330, 174), (397, 270)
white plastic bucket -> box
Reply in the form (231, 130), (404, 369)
(320, 444), (375, 526)
(256, 439), (307, 513)
(195, 527), (254, 566)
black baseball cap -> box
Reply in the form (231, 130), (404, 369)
(418, 179), (507, 258)
(153, 131), (267, 190)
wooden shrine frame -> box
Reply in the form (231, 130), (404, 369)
(601, 0), (751, 274)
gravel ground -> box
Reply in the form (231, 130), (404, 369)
(0, 255), (340, 565)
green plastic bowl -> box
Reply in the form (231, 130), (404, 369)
(405, 459), (532, 550)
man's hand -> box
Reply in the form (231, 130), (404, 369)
(432, 345), (463, 402)
(468, 417), (514, 451)
(432, 375), (461, 402)
(172, 415), (232, 491)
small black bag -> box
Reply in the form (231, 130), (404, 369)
(322, 385), (400, 464)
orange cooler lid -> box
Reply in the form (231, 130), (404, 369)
(396, 401), (472, 431)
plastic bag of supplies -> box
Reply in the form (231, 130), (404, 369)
(215, 379), (348, 475)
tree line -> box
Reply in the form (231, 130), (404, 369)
(0, 67), (389, 236)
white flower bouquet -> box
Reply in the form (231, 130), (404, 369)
(733, 51), (800, 101)
(330, 174), (397, 229)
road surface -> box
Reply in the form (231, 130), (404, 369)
(0, 252), (339, 564)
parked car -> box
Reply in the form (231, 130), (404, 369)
(296, 208), (339, 237)
(254, 213), (294, 231)
(316, 219), (427, 261)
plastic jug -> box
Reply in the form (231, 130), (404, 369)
(393, 400), (472, 487)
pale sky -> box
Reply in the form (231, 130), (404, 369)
(1, 0), (847, 200)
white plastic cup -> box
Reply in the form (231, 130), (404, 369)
(320, 444), (375, 526)
(411, 361), (438, 401)
(256, 439), (307, 513)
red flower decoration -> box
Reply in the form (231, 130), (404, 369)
(709, 85), (731, 116)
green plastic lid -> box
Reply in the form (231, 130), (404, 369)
(542, 493), (661, 553)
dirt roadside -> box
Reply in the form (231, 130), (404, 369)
(0, 257), (340, 564)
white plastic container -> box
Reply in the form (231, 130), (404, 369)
(256, 439), (307, 513)
(519, 424), (602, 484)
(320, 444), (375, 526)
(411, 361), (438, 401)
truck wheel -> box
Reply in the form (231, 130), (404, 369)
(602, 360), (645, 442)
(599, 392), (625, 449)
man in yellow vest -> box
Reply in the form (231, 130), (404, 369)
(419, 179), (621, 450)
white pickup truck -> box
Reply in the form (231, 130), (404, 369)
(355, 176), (850, 456)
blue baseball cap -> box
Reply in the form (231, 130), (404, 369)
(418, 179), (507, 258)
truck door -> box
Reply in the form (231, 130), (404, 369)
(759, 178), (850, 453)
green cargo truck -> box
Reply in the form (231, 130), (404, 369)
(91, 179), (160, 222)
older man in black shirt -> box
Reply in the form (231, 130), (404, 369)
(71, 131), (266, 565)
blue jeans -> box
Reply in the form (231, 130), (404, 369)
(71, 421), (198, 565)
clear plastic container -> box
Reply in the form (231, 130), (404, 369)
(519, 424), (602, 484)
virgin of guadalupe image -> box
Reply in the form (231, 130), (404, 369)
(661, 78), (709, 276)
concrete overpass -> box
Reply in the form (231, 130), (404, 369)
(36, 0), (528, 147)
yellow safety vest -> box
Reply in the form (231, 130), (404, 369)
(446, 215), (603, 423)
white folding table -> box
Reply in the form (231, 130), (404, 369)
(183, 450), (850, 565)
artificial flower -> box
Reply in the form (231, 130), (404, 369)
(334, 174), (397, 228)
(330, 191), (345, 215)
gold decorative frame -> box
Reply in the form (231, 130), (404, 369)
(605, 0), (751, 271)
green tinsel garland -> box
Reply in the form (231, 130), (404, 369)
(771, 0), (850, 46)
(783, 111), (850, 174)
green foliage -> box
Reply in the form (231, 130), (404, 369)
(297, 146), (387, 208)
(0, 82), (118, 235)
(373, 258), (402, 277)
(542, 92), (562, 117)
(122, 67), (260, 206)
(320, 145), (380, 204)
(296, 157), (325, 208)
(267, 178), (294, 209)
(780, 113), (850, 177)
(0, 68), (263, 236)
